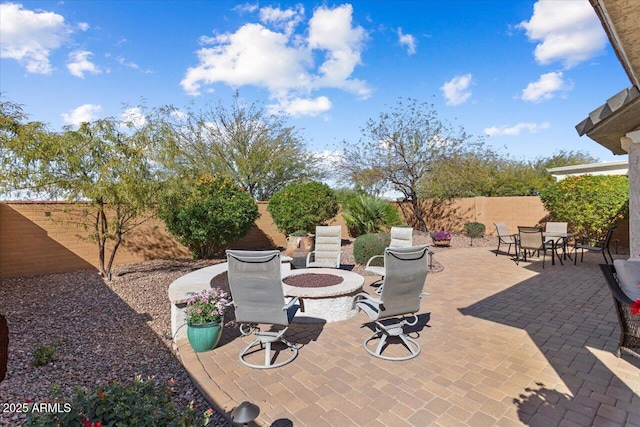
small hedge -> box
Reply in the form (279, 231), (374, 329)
(158, 175), (259, 259)
(465, 222), (485, 246)
(267, 181), (339, 235)
(353, 232), (390, 266)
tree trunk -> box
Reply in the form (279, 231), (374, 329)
(105, 229), (122, 281)
(411, 196), (428, 232)
(96, 201), (108, 278)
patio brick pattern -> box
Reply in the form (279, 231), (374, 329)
(177, 248), (640, 426)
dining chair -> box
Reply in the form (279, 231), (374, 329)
(494, 222), (517, 256)
(517, 226), (558, 268)
(574, 225), (617, 265)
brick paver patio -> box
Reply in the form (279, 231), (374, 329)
(176, 247), (640, 426)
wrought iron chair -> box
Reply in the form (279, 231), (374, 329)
(353, 245), (430, 361)
(599, 263), (640, 359)
(226, 250), (302, 369)
(574, 225), (617, 265)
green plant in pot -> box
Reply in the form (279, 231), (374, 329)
(185, 288), (230, 352)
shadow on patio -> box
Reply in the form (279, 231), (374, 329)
(178, 248), (639, 426)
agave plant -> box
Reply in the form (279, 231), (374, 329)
(342, 193), (401, 237)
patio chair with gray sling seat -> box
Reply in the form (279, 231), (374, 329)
(226, 250), (302, 369)
(574, 225), (617, 265)
(353, 245), (430, 361)
(517, 226), (558, 268)
(494, 222), (517, 256)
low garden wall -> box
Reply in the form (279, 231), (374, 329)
(0, 197), (629, 278)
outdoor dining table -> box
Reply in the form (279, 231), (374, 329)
(543, 231), (577, 264)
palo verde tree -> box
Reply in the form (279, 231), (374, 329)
(0, 98), (159, 280)
(152, 93), (323, 200)
(341, 97), (480, 231)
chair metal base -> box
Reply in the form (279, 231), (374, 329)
(363, 317), (421, 361)
(238, 326), (298, 369)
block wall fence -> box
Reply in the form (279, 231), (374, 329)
(0, 198), (629, 278)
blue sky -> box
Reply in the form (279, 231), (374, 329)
(0, 0), (632, 163)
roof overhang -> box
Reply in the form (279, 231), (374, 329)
(575, 86), (640, 155)
(547, 160), (629, 180)
(576, 0), (640, 155)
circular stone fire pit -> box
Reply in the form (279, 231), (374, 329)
(282, 268), (364, 323)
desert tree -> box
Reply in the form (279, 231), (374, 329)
(0, 98), (160, 279)
(151, 93), (323, 200)
(341, 97), (480, 231)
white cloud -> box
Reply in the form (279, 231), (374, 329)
(121, 107), (146, 127)
(78, 22), (89, 31)
(62, 104), (102, 126)
(67, 50), (101, 78)
(233, 3), (258, 14)
(0, 3), (71, 74)
(259, 5), (304, 37)
(521, 71), (570, 103)
(307, 4), (369, 97)
(181, 4), (369, 116)
(268, 96), (331, 117)
(484, 122), (550, 137)
(441, 74), (473, 106)
(517, 0), (607, 68)
(397, 27), (416, 55)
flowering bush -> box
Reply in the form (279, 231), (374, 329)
(185, 288), (230, 325)
(25, 376), (213, 427)
(430, 230), (452, 241)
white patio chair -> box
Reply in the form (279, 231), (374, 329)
(306, 226), (342, 268)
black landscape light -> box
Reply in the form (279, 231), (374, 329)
(230, 401), (260, 425)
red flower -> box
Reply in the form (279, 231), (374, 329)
(97, 391), (104, 399)
(93, 422), (102, 427)
(631, 299), (640, 316)
(81, 419), (92, 427)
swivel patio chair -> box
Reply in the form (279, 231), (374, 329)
(574, 225), (617, 265)
(365, 226), (414, 277)
(517, 226), (558, 268)
(226, 250), (302, 369)
(353, 245), (430, 361)
(494, 222), (517, 256)
(306, 225), (342, 268)
(600, 262), (640, 359)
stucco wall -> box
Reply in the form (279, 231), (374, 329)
(0, 197), (629, 278)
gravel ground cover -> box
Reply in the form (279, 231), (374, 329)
(0, 231), (496, 426)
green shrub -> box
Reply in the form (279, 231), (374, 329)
(158, 175), (259, 259)
(32, 341), (60, 367)
(465, 222), (485, 246)
(25, 376), (213, 427)
(267, 181), (339, 235)
(353, 232), (390, 265)
(540, 175), (628, 238)
(342, 193), (401, 237)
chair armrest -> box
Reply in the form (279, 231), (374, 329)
(283, 296), (300, 310)
(365, 255), (384, 269)
(305, 251), (315, 266)
(352, 291), (382, 306)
